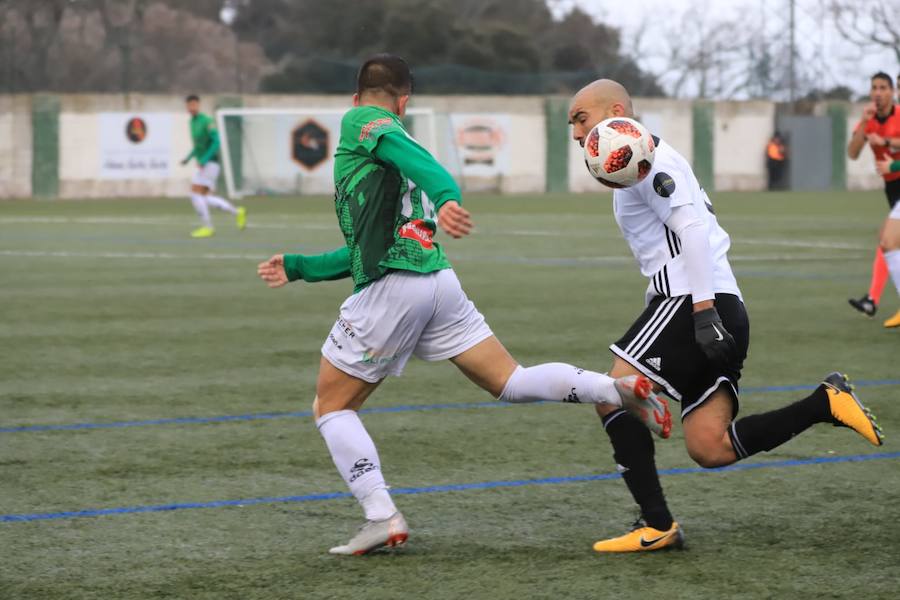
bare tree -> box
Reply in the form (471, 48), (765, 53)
(829, 0), (900, 65)
(0, 0), (270, 93)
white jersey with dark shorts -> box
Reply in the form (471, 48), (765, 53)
(608, 138), (748, 418)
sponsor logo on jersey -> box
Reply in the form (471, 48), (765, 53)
(349, 458), (379, 482)
(646, 356), (662, 370)
(653, 172), (676, 197)
(398, 218), (435, 249)
(564, 387), (581, 403)
(359, 117), (394, 141)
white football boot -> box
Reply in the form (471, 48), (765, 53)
(614, 375), (672, 439)
(328, 512), (409, 555)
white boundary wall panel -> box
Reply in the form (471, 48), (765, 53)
(0, 95), (33, 198)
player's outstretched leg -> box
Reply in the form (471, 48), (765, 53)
(726, 372), (883, 462)
(496, 362), (672, 438)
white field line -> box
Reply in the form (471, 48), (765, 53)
(0, 216), (331, 231)
(737, 238), (868, 250)
(0, 216), (874, 249)
(0, 250), (268, 261)
(0, 249), (865, 263)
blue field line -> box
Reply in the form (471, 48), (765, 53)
(3, 379), (899, 434)
(3, 451), (898, 523)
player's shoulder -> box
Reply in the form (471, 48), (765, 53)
(887, 105), (900, 126)
(197, 112), (215, 127)
(342, 105), (401, 138)
(624, 138), (695, 201)
(648, 139), (694, 184)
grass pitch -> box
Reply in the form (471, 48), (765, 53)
(1, 191), (898, 599)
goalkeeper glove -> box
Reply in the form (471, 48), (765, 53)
(693, 307), (736, 367)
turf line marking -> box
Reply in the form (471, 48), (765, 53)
(3, 451), (898, 523)
(3, 379), (899, 434)
(0, 249), (865, 265)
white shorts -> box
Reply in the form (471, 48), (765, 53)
(890, 202), (900, 220)
(321, 269), (494, 383)
(191, 161), (220, 188)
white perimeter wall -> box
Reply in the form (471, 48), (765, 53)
(714, 101), (776, 191)
(0, 95), (33, 198)
(0, 94), (888, 198)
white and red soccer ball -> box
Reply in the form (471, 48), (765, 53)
(584, 117), (655, 188)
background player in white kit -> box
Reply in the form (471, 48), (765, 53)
(567, 79), (885, 553)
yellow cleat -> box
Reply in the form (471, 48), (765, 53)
(824, 372), (884, 446)
(190, 226), (215, 238)
(883, 309), (900, 328)
(593, 519), (684, 553)
(236, 206), (247, 231)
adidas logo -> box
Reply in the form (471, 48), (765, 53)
(646, 356), (662, 371)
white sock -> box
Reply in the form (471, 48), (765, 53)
(885, 249), (900, 296)
(190, 194), (212, 227)
(316, 410), (397, 521)
(498, 363), (622, 406)
(205, 194), (238, 214)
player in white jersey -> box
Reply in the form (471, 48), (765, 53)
(567, 79), (884, 553)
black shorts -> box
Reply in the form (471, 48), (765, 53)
(885, 179), (900, 210)
(610, 293), (750, 419)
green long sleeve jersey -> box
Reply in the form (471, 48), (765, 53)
(184, 112), (220, 166)
(284, 105), (461, 291)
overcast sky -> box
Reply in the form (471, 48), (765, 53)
(554, 0), (899, 98)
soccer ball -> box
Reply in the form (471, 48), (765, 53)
(584, 117), (655, 188)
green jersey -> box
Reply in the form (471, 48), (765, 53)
(333, 105), (459, 290)
(185, 112), (220, 165)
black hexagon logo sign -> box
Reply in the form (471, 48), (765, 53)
(292, 119), (329, 170)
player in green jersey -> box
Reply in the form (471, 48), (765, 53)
(181, 94), (246, 238)
(256, 54), (672, 556)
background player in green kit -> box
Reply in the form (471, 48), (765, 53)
(181, 94), (246, 238)
(256, 54), (671, 556)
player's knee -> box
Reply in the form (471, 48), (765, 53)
(685, 434), (732, 469)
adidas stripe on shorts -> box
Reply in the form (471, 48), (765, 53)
(610, 293), (750, 419)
